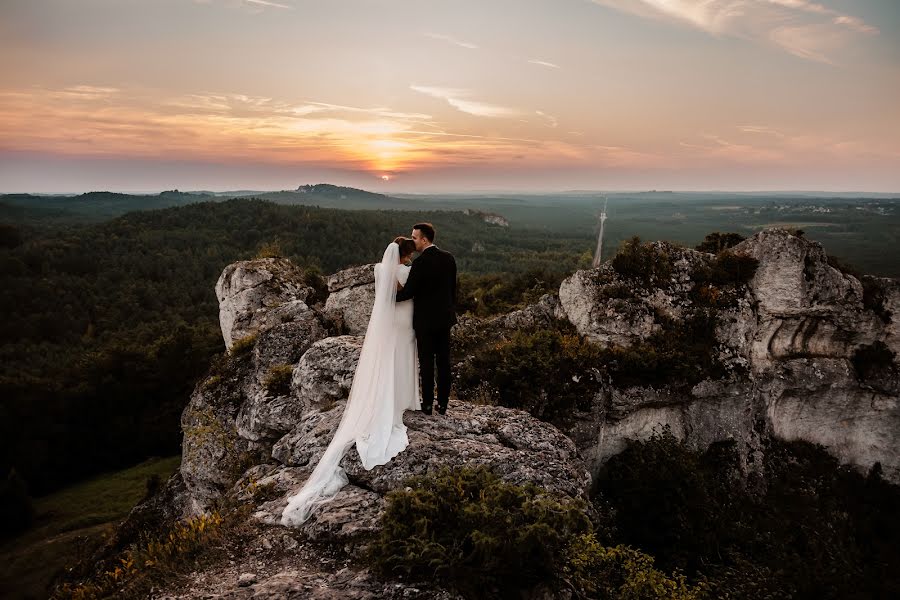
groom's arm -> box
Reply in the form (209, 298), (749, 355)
(450, 255), (458, 309)
(396, 260), (423, 302)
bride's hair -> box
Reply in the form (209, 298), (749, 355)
(393, 236), (416, 259)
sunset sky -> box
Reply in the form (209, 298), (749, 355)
(1, 0), (898, 194)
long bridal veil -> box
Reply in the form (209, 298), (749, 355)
(280, 242), (401, 526)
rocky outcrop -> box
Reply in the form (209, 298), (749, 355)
(558, 241), (708, 346)
(252, 401), (591, 541)
(323, 264), (376, 334)
(555, 229), (899, 483)
(154, 256), (594, 597)
(182, 261), (334, 515)
(462, 208), (509, 227)
(291, 336), (364, 412)
(215, 258), (318, 351)
(735, 229), (888, 365)
(156, 520), (465, 600)
(126, 228), (897, 598)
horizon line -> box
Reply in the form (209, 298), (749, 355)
(3, 187), (899, 197)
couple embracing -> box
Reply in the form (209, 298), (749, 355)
(281, 223), (457, 525)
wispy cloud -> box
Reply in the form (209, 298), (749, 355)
(163, 93), (434, 125)
(590, 0), (878, 63)
(677, 126), (900, 165)
(0, 85), (587, 176)
(535, 110), (559, 128)
(528, 59), (560, 69)
(410, 85), (520, 118)
(679, 133), (785, 162)
(5, 83), (893, 181)
(193, 0), (293, 11)
(289, 102), (432, 120)
(590, 144), (665, 167)
(244, 0), (293, 9)
(423, 32), (478, 50)
(737, 124), (786, 138)
(55, 85), (121, 100)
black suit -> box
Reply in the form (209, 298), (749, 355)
(396, 245), (457, 411)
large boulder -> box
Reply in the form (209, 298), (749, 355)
(291, 336), (364, 413)
(252, 310), (330, 383)
(323, 264), (376, 335)
(254, 401), (592, 541)
(735, 229), (888, 367)
(216, 258), (317, 350)
(558, 241), (706, 346)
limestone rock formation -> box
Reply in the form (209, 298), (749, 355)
(291, 335), (364, 412)
(151, 255), (593, 597)
(215, 257), (318, 351)
(323, 263), (376, 334)
(557, 241), (707, 346)
(558, 229), (899, 483)
(117, 228), (897, 598)
(183, 258), (334, 515)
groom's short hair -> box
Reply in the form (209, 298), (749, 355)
(414, 222), (435, 242)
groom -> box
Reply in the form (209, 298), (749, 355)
(396, 223), (457, 415)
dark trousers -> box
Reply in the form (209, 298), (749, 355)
(416, 327), (451, 409)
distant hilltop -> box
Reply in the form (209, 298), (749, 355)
(295, 183), (389, 202)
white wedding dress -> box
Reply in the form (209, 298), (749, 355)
(280, 242), (420, 526)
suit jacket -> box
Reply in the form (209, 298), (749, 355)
(395, 245), (458, 331)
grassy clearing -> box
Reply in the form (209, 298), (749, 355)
(0, 456), (180, 600)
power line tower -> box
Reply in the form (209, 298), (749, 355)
(592, 196), (608, 268)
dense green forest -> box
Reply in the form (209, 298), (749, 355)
(0, 197), (592, 499)
(5, 187), (898, 275)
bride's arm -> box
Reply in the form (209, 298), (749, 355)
(396, 263), (421, 302)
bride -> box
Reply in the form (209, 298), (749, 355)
(280, 237), (420, 526)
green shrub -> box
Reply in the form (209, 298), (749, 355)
(263, 363), (293, 396)
(301, 265), (329, 306)
(597, 283), (635, 300)
(597, 427), (738, 576)
(862, 276), (893, 323)
(688, 250), (758, 314)
(602, 309), (726, 388)
(565, 533), (706, 599)
(254, 239), (283, 259)
(697, 251), (759, 288)
(368, 465), (708, 599)
(456, 315), (727, 423)
(367, 465), (592, 597)
(611, 236), (673, 285)
(455, 324), (602, 423)
(597, 428), (900, 599)
(695, 232), (745, 254)
(851, 340), (897, 382)
(456, 270), (564, 318)
(51, 511), (226, 599)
